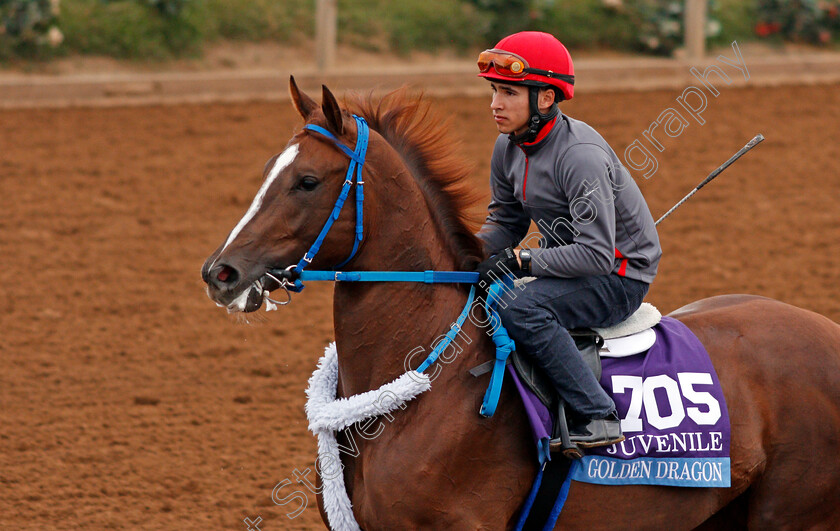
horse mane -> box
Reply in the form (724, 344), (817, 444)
(345, 89), (485, 271)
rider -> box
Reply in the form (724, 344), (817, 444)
(473, 31), (662, 450)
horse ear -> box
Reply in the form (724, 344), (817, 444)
(289, 76), (317, 119)
(321, 85), (344, 136)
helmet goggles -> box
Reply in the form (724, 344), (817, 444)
(477, 48), (575, 85)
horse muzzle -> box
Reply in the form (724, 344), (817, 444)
(201, 261), (264, 313)
(202, 260), (292, 313)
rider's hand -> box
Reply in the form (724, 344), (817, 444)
(475, 247), (520, 286)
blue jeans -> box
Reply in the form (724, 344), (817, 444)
(497, 274), (649, 419)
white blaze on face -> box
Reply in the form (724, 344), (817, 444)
(220, 143), (300, 255)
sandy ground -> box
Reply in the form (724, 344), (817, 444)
(1, 81), (839, 529)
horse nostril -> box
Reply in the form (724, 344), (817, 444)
(209, 264), (239, 287)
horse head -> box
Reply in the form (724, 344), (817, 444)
(201, 78), (367, 312)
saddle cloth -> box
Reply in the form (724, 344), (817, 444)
(507, 312), (732, 488)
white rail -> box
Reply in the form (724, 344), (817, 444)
(313, 1), (711, 71)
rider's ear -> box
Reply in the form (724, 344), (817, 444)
(321, 85), (344, 136)
(289, 76), (317, 119)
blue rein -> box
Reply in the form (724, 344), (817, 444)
(276, 115), (512, 417)
(300, 270), (479, 283)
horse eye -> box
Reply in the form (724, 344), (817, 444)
(297, 176), (320, 192)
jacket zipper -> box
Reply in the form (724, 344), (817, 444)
(518, 145), (529, 202)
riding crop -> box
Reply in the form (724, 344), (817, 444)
(655, 134), (764, 226)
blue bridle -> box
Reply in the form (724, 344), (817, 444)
(277, 114), (481, 291)
(295, 115), (369, 277)
(267, 115), (513, 418)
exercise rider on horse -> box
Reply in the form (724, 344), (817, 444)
(473, 31), (662, 451)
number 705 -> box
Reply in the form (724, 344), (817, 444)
(611, 372), (722, 432)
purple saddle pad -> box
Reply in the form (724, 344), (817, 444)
(510, 316), (731, 487)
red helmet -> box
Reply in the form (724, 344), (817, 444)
(477, 31), (575, 101)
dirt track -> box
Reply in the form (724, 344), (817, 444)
(2, 82), (839, 530)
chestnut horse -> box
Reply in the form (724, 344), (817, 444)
(201, 79), (840, 529)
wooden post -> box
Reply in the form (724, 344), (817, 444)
(684, 0), (707, 60)
(316, 0), (337, 71)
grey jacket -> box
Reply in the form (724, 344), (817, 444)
(477, 113), (661, 283)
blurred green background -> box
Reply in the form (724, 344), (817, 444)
(1, 0), (839, 62)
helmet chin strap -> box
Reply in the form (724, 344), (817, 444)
(508, 87), (559, 144)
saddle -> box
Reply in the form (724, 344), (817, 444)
(513, 302), (661, 408)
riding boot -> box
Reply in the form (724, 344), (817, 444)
(568, 411), (624, 448)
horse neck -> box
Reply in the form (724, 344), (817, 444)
(332, 146), (479, 396)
